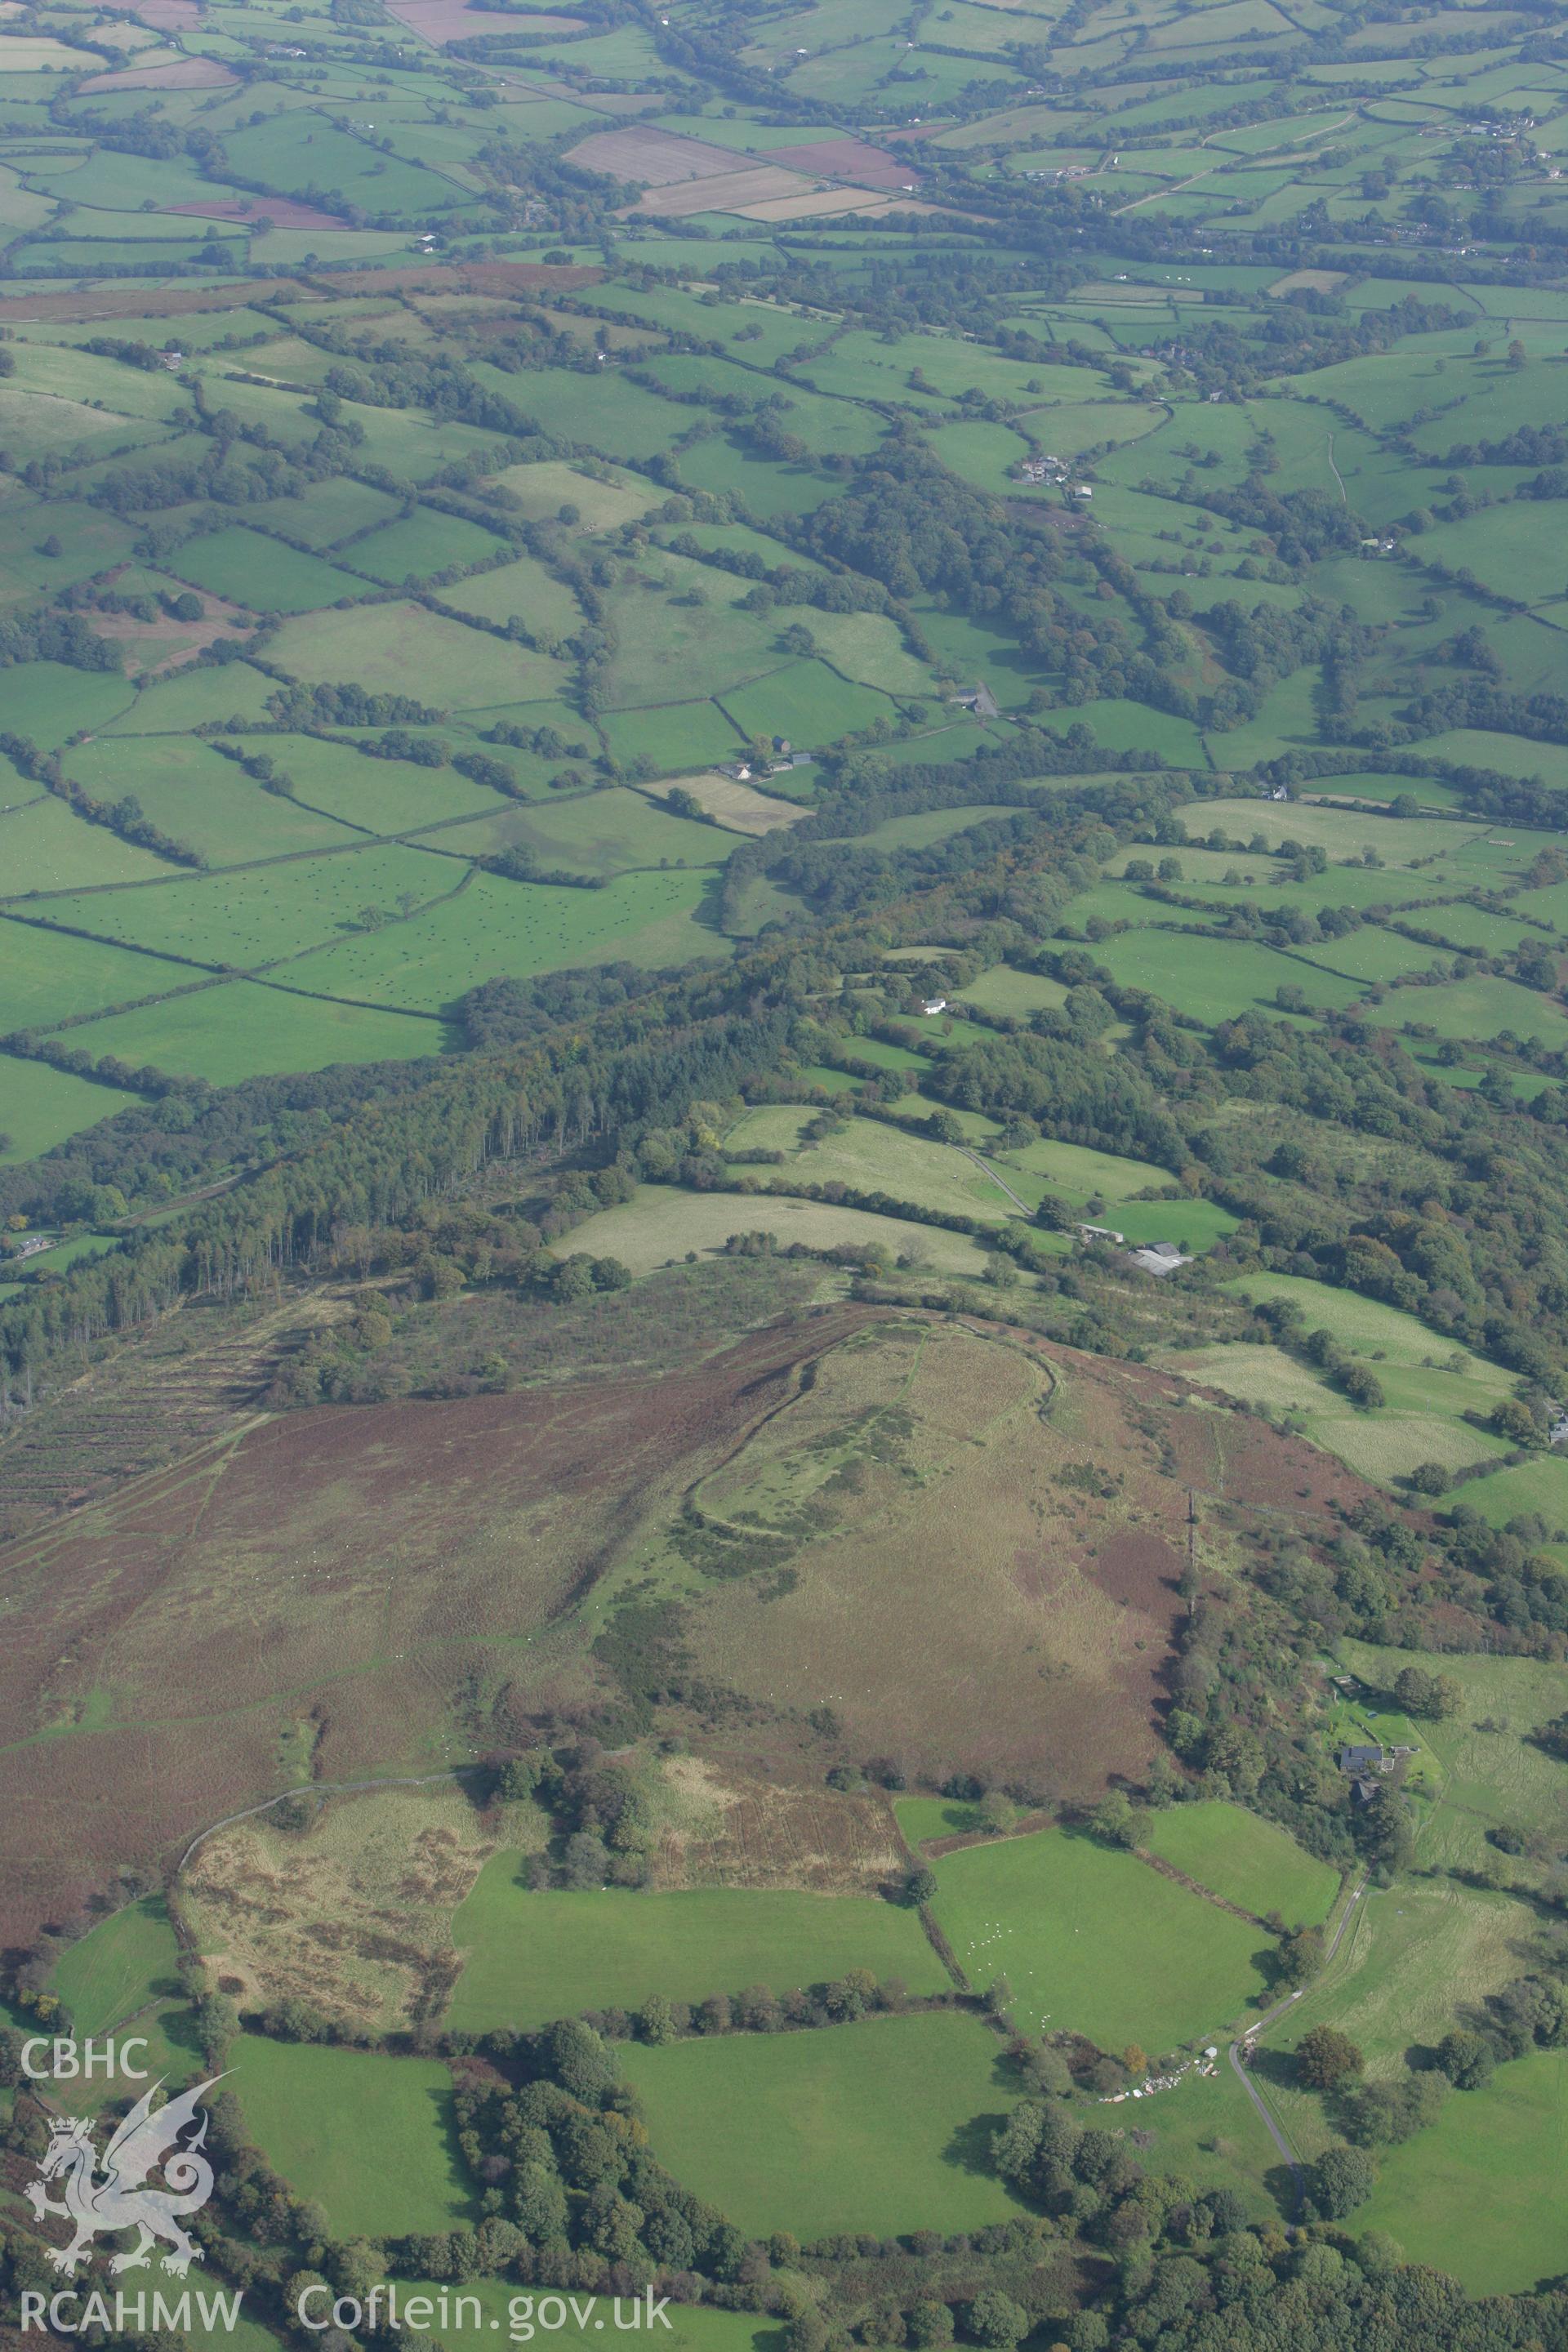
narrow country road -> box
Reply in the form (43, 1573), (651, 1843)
(1226, 1875), (1368, 2208)
(958, 1147), (1033, 1215)
(1326, 430), (1348, 506)
(176, 1766), (473, 1873)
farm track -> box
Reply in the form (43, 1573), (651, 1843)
(1227, 1874), (1368, 2207)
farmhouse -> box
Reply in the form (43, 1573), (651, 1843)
(1339, 1743), (1387, 1775)
(1128, 1241), (1190, 1276)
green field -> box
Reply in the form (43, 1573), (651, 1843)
(47, 1896), (182, 2037)
(469, 786), (727, 875)
(54, 980), (445, 1085)
(0, 795), (177, 891)
(720, 661), (893, 751)
(894, 1796), (986, 1844)
(1354, 2046), (1568, 2292)
(929, 1829), (1273, 2052)
(551, 1183), (995, 1278)
(1162, 1339), (1512, 1486)
(448, 1872), (946, 2032)
(0, 1054), (140, 1160)
(0, 661), (133, 744)
(1066, 927), (1363, 1026)
(285, 869), (724, 1010)
(618, 2011), (1023, 2240)
(269, 604), (568, 708)
(229, 2035), (473, 2239)
(171, 529), (369, 614)
(0, 915), (189, 1031)
(351, 507), (506, 586)
(1141, 1802), (1340, 1925)
(1223, 1272), (1512, 1390)
(1340, 1640), (1568, 1878)
(38, 842), (461, 970)
(1439, 1453), (1568, 1535)
(722, 1105), (1026, 1227)
(956, 964), (1069, 1019)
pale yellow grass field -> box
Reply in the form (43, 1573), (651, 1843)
(647, 771), (805, 834)
(556, 1183), (994, 1275)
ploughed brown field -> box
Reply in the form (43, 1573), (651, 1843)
(0, 1307), (1383, 1951)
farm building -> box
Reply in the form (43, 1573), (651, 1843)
(1129, 1241), (1190, 1276)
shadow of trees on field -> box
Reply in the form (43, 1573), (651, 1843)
(941, 2109), (1009, 2181)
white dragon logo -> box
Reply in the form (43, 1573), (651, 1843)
(24, 2074), (225, 2278)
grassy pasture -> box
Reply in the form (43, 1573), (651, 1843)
(1114, 2056), (1281, 2221)
(170, 528), (369, 613)
(350, 506), (506, 585)
(894, 1797), (984, 1844)
(1298, 928), (1454, 984)
(929, 1829), (1272, 2051)
(805, 610), (932, 697)
(0, 1054), (139, 1161)
(437, 551), (581, 636)
(1183, 800), (1494, 866)
(490, 460), (663, 531)
(720, 1105), (1026, 1225)
(0, 661), (134, 746)
(675, 440), (836, 521)
(601, 569), (781, 709)
(1340, 1640), (1568, 1877)
(48, 1896), (181, 2037)
(1222, 1271), (1511, 1389)
(996, 1134), (1173, 1204)
(38, 843), (461, 970)
(53, 980), (444, 1085)
(1355, 2047), (1568, 2294)
(269, 604), (568, 707)
(1439, 1453), (1568, 1534)
(220, 113), (464, 212)
(0, 915), (187, 1031)
(849, 807), (1016, 853)
(600, 702), (746, 773)
(432, 788), (726, 876)
(721, 661), (893, 750)
(1419, 501), (1568, 608)
(287, 868), (724, 1009)
(1361, 973), (1568, 1048)
(1265, 1876), (1539, 2140)
(617, 2011), (1022, 2240)
(0, 502), (140, 603)
(0, 795), (177, 891)
(1057, 927), (1363, 1025)
(447, 1870), (947, 2032)
(62, 737), (361, 864)
(1139, 1802), (1340, 1926)
(107, 663), (278, 737)
(1039, 699), (1206, 762)
(956, 964), (1069, 1018)
(1162, 1339), (1511, 1486)
(252, 478), (402, 549)
(547, 1183), (994, 1277)
(488, 365), (693, 462)
(219, 733), (501, 836)
(230, 2035), (472, 2239)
